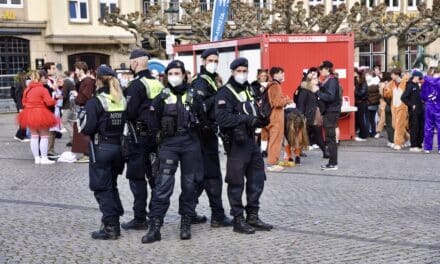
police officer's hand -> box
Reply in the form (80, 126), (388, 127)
(246, 116), (257, 127)
(257, 117), (270, 128)
(247, 116), (269, 128)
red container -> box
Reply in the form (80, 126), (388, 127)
(173, 34), (355, 140)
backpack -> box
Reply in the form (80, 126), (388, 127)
(259, 83), (273, 121)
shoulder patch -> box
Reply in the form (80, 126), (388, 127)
(218, 100), (226, 105)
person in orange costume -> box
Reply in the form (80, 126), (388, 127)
(383, 68), (409, 150)
(266, 67), (293, 171)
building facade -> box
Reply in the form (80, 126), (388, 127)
(0, 0), (438, 101)
(0, 0), (140, 100)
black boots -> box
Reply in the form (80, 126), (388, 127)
(180, 215), (192, 240)
(142, 218), (161, 244)
(121, 218), (148, 230)
(211, 215), (233, 228)
(246, 212), (273, 231)
(91, 223), (121, 240)
(191, 213), (207, 224)
(233, 215), (255, 234)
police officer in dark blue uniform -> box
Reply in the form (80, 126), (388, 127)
(215, 58), (273, 234)
(192, 48), (231, 227)
(142, 60), (204, 243)
(79, 65), (127, 240)
(122, 49), (164, 230)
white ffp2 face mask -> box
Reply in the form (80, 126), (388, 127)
(205, 63), (218, 74)
(234, 73), (248, 84)
(168, 75), (183, 87)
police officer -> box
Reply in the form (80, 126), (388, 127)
(122, 49), (164, 230)
(192, 48), (231, 227)
(79, 65), (126, 240)
(215, 58), (273, 234)
(142, 60), (204, 243)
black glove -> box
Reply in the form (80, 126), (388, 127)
(246, 116), (258, 128)
(257, 117), (270, 128)
(247, 116), (269, 128)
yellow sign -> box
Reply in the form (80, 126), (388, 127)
(2, 10), (16, 20)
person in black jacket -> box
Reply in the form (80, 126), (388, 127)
(215, 58), (272, 234)
(192, 48), (231, 227)
(401, 70), (424, 151)
(354, 69), (369, 141)
(79, 65), (127, 240)
(122, 49), (164, 231)
(142, 60), (204, 243)
(296, 75), (327, 158)
(250, 69), (269, 102)
(315, 61), (341, 170)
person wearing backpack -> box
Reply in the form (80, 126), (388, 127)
(266, 67), (293, 172)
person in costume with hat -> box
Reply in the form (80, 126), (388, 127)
(314, 60), (342, 170)
(78, 65), (127, 240)
(215, 57), (273, 235)
(401, 70), (425, 152)
(142, 60), (204, 243)
(121, 48), (164, 231)
(192, 48), (232, 227)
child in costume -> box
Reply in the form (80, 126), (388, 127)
(283, 110), (309, 166)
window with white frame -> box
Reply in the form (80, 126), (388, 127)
(360, 0), (377, 8)
(406, 45), (419, 70)
(407, 0), (420, 10)
(253, 0), (268, 8)
(359, 40), (386, 71)
(0, 0), (23, 8)
(385, 0), (399, 11)
(69, 0), (90, 23)
(332, 0), (345, 12)
(99, 0), (117, 18)
(309, 0), (323, 7)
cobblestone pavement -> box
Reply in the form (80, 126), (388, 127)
(1, 113), (439, 264)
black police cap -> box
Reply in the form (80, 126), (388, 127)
(319, 60), (334, 69)
(201, 48), (219, 59)
(230, 57), (248, 70)
(129, 49), (150, 59)
(165, 60), (186, 74)
(96, 65), (117, 77)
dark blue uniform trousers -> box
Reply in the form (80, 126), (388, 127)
(226, 137), (266, 217)
(196, 129), (225, 220)
(125, 135), (156, 221)
(89, 143), (124, 225)
(149, 134), (203, 220)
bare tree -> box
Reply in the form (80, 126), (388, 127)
(346, 1), (439, 69)
(99, 6), (169, 59)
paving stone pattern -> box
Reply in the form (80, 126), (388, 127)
(0, 114), (439, 264)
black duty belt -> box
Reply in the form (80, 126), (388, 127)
(97, 135), (121, 145)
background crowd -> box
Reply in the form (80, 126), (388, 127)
(11, 61), (440, 168)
